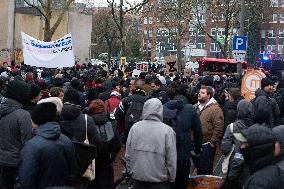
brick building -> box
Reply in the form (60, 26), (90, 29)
(141, 0), (284, 62)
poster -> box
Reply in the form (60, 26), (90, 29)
(241, 69), (266, 100)
(165, 55), (178, 73)
(21, 32), (75, 68)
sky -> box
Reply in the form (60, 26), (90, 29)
(76, 0), (141, 7)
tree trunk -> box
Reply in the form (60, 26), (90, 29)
(44, 20), (52, 42)
(107, 39), (112, 67)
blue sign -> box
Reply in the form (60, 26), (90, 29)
(233, 36), (247, 51)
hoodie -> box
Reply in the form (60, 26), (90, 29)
(125, 98), (177, 183)
(16, 122), (76, 189)
(0, 98), (32, 167)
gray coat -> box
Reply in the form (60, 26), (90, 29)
(126, 98), (177, 183)
(0, 98), (32, 167)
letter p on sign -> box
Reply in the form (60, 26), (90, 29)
(233, 36), (247, 51)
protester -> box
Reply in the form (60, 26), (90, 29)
(50, 87), (65, 102)
(148, 78), (168, 104)
(163, 95), (202, 189)
(126, 98), (177, 189)
(234, 125), (284, 189)
(223, 87), (242, 129)
(221, 100), (254, 189)
(16, 102), (76, 189)
(252, 77), (280, 127)
(274, 80), (284, 125)
(88, 99), (121, 189)
(115, 79), (147, 143)
(0, 80), (33, 189)
(23, 83), (42, 113)
(196, 86), (224, 175)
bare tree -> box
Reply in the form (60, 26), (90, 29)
(92, 11), (120, 65)
(23, 0), (74, 42)
(107, 0), (149, 57)
(153, 0), (192, 71)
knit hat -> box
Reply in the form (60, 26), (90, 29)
(5, 80), (31, 104)
(30, 84), (41, 100)
(88, 99), (105, 115)
(63, 89), (80, 105)
(31, 102), (57, 125)
(38, 97), (63, 114)
(261, 77), (274, 89)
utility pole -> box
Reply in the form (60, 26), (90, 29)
(237, 0), (245, 75)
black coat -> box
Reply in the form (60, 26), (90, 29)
(60, 103), (101, 146)
(16, 122), (76, 189)
(223, 99), (241, 129)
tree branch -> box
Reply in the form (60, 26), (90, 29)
(23, 0), (48, 20)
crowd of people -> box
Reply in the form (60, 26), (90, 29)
(0, 62), (284, 189)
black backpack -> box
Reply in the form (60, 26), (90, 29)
(124, 96), (145, 130)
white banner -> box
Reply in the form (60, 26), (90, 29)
(21, 32), (75, 68)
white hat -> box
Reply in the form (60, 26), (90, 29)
(38, 97), (63, 113)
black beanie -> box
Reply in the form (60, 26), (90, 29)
(261, 78), (274, 89)
(30, 84), (41, 100)
(31, 102), (57, 125)
(63, 89), (80, 105)
(5, 80), (31, 104)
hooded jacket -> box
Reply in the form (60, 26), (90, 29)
(164, 95), (203, 163)
(16, 122), (76, 189)
(196, 98), (224, 146)
(126, 98), (177, 183)
(60, 103), (101, 145)
(0, 98), (32, 167)
(253, 88), (280, 127)
(223, 98), (242, 129)
(221, 100), (255, 155)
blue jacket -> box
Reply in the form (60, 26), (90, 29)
(164, 96), (203, 163)
(16, 122), (76, 189)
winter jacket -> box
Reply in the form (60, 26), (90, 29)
(164, 96), (202, 163)
(274, 89), (284, 125)
(196, 98), (224, 146)
(98, 80), (112, 102)
(223, 99), (242, 129)
(16, 122), (76, 189)
(0, 98), (32, 167)
(149, 89), (169, 104)
(126, 98), (177, 183)
(60, 103), (101, 146)
(253, 89), (280, 127)
(104, 96), (121, 114)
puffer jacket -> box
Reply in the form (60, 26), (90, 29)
(126, 98), (177, 183)
(16, 122), (76, 189)
(60, 103), (101, 146)
(196, 98), (224, 146)
(164, 95), (202, 163)
(0, 98), (32, 167)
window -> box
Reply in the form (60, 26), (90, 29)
(143, 17), (148, 24)
(267, 45), (276, 53)
(280, 14), (284, 23)
(268, 30), (276, 38)
(271, 0), (279, 7)
(148, 17), (153, 24)
(211, 28), (217, 36)
(217, 28), (226, 36)
(270, 14), (278, 23)
(197, 43), (205, 49)
(261, 30), (266, 38)
(189, 28), (196, 36)
(198, 13), (205, 22)
(220, 13), (225, 21)
(281, 0), (284, 6)
(278, 45), (283, 54)
(211, 43), (221, 52)
(279, 30), (284, 38)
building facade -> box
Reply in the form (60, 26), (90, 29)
(141, 0), (284, 63)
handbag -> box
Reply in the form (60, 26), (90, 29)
(221, 123), (235, 175)
(82, 114), (96, 181)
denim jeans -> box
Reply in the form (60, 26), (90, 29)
(198, 143), (216, 175)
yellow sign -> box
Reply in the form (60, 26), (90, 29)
(120, 57), (126, 71)
(241, 69), (266, 100)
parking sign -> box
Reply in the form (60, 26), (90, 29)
(233, 36), (247, 51)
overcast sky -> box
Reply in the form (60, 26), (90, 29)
(76, 0), (141, 7)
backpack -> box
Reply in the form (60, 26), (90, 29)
(125, 96), (145, 130)
(96, 121), (120, 164)
(163, 107), (184, 146)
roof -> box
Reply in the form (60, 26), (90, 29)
(199, 58), (247, 64)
